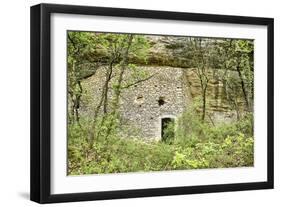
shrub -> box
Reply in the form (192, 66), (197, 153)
(162, 121), (175, 144)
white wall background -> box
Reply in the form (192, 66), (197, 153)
(0, 0), (279, 206)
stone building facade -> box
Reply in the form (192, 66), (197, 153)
(83, 66), (190, 140)
(118, 66), (190, 140)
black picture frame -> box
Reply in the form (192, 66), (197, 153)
(30, 3), (274, 204)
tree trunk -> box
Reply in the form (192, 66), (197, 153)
(103, 61), (114, 114)
(236, 64), (249, 111)
(201, 84), (207, 121)
(105, 35), (133, 139)
(88, 62), (114, 144)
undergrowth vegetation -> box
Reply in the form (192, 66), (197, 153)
(68, 109), (254, 175)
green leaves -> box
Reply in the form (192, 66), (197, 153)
(67, 111), (254, 175)
(171, 150), (209, 169)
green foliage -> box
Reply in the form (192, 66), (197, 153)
(68, 118), (175, 174)
(68, 109), (254, 175)
(169, 107), (254, 170)
(162, 120), (175, 144)
(175, 104), (208, 145)
(170, 132), (253, 170)
(171, 149), (209, 169)
(214, 39), (254, 114)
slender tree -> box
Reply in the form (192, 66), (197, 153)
(185, 38), (216, 121)
(215, 39), (254, 118)
(67, 32), (101, 124)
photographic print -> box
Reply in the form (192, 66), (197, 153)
(67, 31), (254, 175)
(31, 4), (273, 203)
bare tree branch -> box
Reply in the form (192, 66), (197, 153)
(121, 73), (157, 89)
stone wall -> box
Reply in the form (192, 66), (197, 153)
(82, 66), (189, 140)
(119, 66), (188, 140)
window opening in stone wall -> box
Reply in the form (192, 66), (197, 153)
(158, 97), (165, 106)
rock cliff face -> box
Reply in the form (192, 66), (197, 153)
(141, 35), (246, 123)
(184, 68), (239, 124)
(131, 35), (192, 68)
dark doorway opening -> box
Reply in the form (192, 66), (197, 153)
(161, 118), (175, 143)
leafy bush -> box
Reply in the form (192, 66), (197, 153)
(68, 119), (175, 174)
(162, 121), (175, 144)
(170, 133), (253, 170)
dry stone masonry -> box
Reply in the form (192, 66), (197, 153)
(118, 66), (189, 140)
(83, 66), (190, 140)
